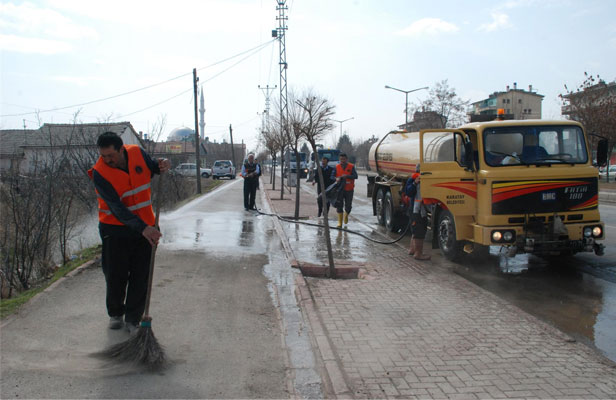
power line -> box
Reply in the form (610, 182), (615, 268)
(112, 41), (274, 121)
(1, 40), (276, 118)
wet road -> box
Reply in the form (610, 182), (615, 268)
(301, 173), (616, 363)
(1, 179), (319, 399)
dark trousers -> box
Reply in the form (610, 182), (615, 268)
(101, 234), (152, 323)
(412, 213), (428, 239)
(336, 189), (354, 214)
(316, 185), (330, 216)
(244, 178), (258, 210)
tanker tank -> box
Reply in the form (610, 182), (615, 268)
(368, 130), (455, 179)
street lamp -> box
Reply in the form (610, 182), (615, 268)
(332, 117), (354, 139)
(384, 85), (429, 127)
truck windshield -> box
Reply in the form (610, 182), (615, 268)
(483, 125), (588, 166)
(318, 150), (339, 162)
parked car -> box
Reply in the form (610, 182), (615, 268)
(201, 167), (212, 178)
(599, 165), (616, 180)
(173, 163), (211, 178)
(212, 160), (236, 179)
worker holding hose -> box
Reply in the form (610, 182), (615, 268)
(334, 153), (358, 228)
(88, 132), (170, 333)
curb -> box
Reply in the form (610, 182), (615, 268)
(0, 256), (101, 329)
(261, 180), (353, 399)
(599, 191), (616, 205)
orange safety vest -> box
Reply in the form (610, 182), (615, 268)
(88, 145), (155, 227)
(336, 162), (355, 191)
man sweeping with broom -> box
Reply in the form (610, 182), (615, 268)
(88, 132), (170, 334)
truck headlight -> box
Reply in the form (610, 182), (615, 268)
(592, 226), (602, 238)
(492, 231), (502, 242)
(583, 227), (592, 237)
(503, 231), (514, 242)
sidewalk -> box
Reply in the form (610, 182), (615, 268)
(261, 176), (616, 399)
(599, 190), (616, 204)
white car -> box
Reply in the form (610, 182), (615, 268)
(599, 165), (616, 180)
(174, 163), (212, 178)
(212, 160), (236, 180)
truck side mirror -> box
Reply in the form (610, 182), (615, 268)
(597, 139), (609, 167)
(463, 141), (475, 171)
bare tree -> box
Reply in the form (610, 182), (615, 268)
(259, 125), (281, 189)
(288, 91), (308, 219)
(560, 73), (616, 169)
(416, 80), (469, 128)
(295, 90), (337, 278)
(268, 100), (290, 199)
(144, 114), (167, 155)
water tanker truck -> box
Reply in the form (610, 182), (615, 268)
(367, 119), (608, 261)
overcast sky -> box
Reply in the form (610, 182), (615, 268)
(1, 0), (615, 152)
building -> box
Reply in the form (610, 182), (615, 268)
(561, 80), (616, 116)
(0, 122), (143, 174)
(166, 126), (195, 142)
(469, 83), (544, 121)
(398, 110), (444, 131)
(147, 138), (246, 169)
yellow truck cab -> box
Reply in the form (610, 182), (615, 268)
(368, 119), (607, 261)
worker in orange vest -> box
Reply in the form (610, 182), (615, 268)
(334, 153), (358, 228)
(88, 132), (170, 333)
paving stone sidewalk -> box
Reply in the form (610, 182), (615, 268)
(261, 175), (616, 399)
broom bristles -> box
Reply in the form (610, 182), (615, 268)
(95, 326), (166, 371)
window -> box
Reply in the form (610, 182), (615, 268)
(484, 125), (588, 166)
(423, 131), (467, 166)
(518, 99), (522, 104)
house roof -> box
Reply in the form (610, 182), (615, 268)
(0, 129), (36, 156)
(471, 89), (544, 106)
(0, 122), (143, 156)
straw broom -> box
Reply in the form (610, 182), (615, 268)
(96, 174), (166, 370)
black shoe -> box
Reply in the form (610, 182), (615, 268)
(125, 321), (139, 334)
(317, 211), (322, 217)
(108, 316), (124, 330)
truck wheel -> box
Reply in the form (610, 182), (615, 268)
(384, 191), (397, 232)
(437, 209), (464, 261)
(375, 189), (386, 226)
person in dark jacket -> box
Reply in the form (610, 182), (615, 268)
(241, 153), (261, 211)
(312, 156), (336, 217)
(88, 132), (170, 333)
(410, 164), (430, 260)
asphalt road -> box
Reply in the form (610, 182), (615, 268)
(1, 179), (318, 399)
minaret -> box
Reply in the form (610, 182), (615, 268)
(199, 87), (206, 141)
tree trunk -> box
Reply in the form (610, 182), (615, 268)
(280, 147), (285, 200)
(310, 142), (336, 278)
(294, 148), (301, 219)
(272, 155), (276, 190)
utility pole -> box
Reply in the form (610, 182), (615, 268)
(229, 124), (236, 174)
(193, 68), (201, 194)
(258, 84), (277, 128)
(274, 0), (289, 200)
(259, 83), (277, 185)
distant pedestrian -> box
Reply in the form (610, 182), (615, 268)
(312, 156), (336, 217)
(88, 132), (170, 333)
(410, 164), (430, 260)
(334, 153), (358, 228)
(241, 153), (261, 211)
